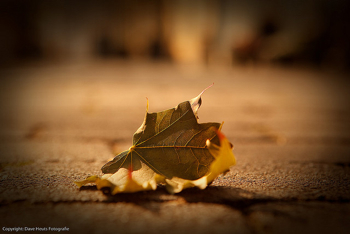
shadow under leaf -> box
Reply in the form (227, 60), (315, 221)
(83, 184), (277, 214)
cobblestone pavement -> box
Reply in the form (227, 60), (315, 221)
(0, 60), (349, 234)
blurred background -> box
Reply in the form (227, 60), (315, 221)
(1, 0), (350, 69)
(0, 0), (349, 165)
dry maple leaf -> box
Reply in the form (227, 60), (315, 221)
(75, 85), (236, 194)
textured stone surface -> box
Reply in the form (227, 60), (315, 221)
(0, 60), (349, 233)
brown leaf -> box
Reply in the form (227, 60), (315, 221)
(76, 85), (236, 194)
(102, 86), (221, 180)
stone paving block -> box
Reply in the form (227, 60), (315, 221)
(0, 61), (349, 233)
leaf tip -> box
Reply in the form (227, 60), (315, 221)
(145, 97), (149, 112)
(219, 121), (224, 130)
(190, 84), (215, 118)
(200, 83), (214, 96)
(74, 181), (84, 188)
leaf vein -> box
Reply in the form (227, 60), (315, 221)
(133, 149), (164, 176)
(118, 152), (130, 172)
(185, 127), (211, 147)
(157, 113), (166, 133)
(174, 147), (181, 164)
(135, 109), (190, 146)
(190, 148), (200, 177)
(174, 130), (185, 146)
